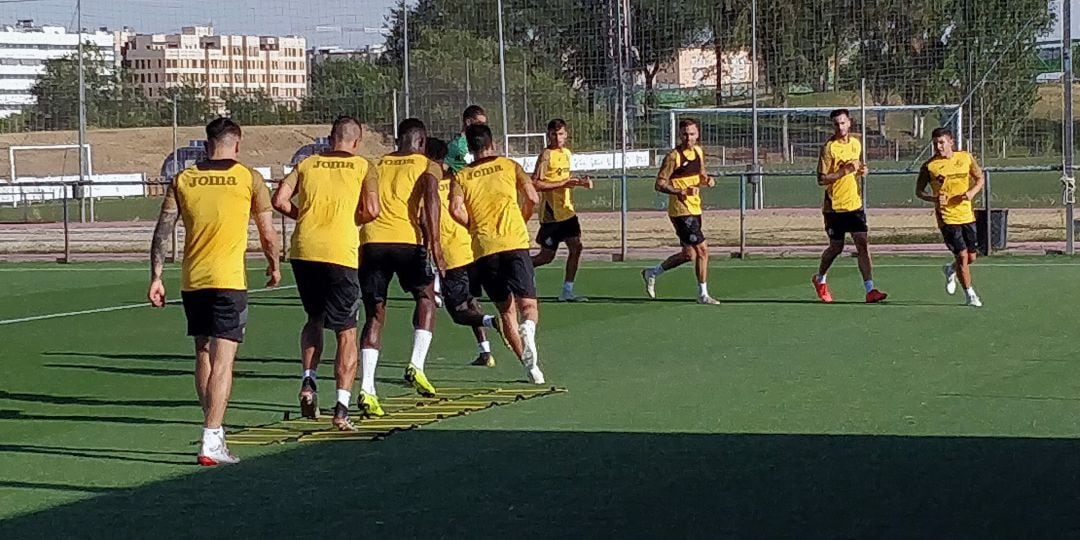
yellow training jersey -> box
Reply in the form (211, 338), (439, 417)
(538, 147), (576, 223)
(920, 151), (981, 225)
(452, 156), (531, 258)
(284, 151), (376, 269)
(659, 146), (705, 217)
(361, 153), (442, 245)
(819, 136), (863, 212)
(438, 171), (475, 270)
(170, 160), (271, 291)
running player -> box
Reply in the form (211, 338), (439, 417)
(272, 116), (380, 430)
(530, 118), (593, 302)
(446, 105), (487, 174)
(426, 136), (506, 367)
(915, 127), (985, 307)
(449, 123), (546, 384)
(147, 118), (281, 466)
(357, 118), (444, 417)
(640, 118), (719, 305)
(811, 108), (888, 304)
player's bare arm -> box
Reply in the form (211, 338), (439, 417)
(356, 164), (380, 224)
(516, 163), (540, 221)
(449, 178), (470, 228)
(253, 209), (281, 287)
(654, 153), (689, 199)
(148, 184), (180, 307)
(419, 169), (446, 273)
(271, 171), (299, 220)
(818, 160), (857, 186)
(915, 165), (936, 203)
(964, 158), (985, 201)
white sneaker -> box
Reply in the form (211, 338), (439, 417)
(697, 295), (721, 305)
(943, 264), (957, 295)
(966, 295), (982, 308)
(641, 269), (656, 299)
(197, 436), (240, 466)
(527, 366), (546, 385)
(557, 292), (588, 303)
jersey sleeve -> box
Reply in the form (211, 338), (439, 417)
(657, 151), (676, 182)
(817, 143), (833, 175)
(280, 162), (301, 189)
(362, 158), (379, 193)
(533, 149), (551, 180)
(966, 153), (983, 182)
(249, 168), (272, 213)
(514, 161), (533, 189)
(425, 158), (443, 180)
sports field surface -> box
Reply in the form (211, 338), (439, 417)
(1, 257), (1079, 537)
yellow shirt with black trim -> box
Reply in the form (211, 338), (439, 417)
(920, 150), (981, 225)
(538, 147), (576, 223)
(169, 160), (271, 292)
(818, 136), (863, 212)
(284, 152), (376, 269)
(453, 156), (531, 258)
(438, 170), (475, 270)
(361, 153), (442, 246)
(659, 145), (705, 217)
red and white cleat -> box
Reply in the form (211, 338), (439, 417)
(812, 275), (833, 303)
(197, 441), (240, 467)
(865, 289), (888, 304)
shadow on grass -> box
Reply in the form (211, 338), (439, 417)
(539, 295), (957, 307)
(44, 352), (302, 366)
(0, 444), (190, 466)
(0, 430), (1077, 538)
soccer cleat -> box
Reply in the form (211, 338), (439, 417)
(331, 402), (356, 432)
(865, 289), (888, 303)
(527, 366), (546, 385)
(434, 293), (444, 308)
(641, 269), (657, 299)
(697, 295), (721, 305)
(358, 392), (386, 418)
(966, 295), (982, 308)
(298, 377), (318, 419)
(490, 316), (513, 351)
(812, 275), (833, 303)
(471, 352), (496, 368)
(943, 264), (958, 295)
(557, 292), (589, 303)
(197, 438), (239, 467)
(404, 365), (437, 397)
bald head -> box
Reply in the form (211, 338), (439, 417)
(330, 115), (362, 153)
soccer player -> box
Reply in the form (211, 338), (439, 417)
(426, 136), (507, 367)
(915, 127), (985, 307)
(811, 108), (888, 304)
(271, 116), (380, 431)
(147, 118), (281, 466)
(446, 105), (487, 174)
(640, 118), (719, 305)
(449, 123), (546, 384)
(530, 118), (593, 302)
(357, 118), (444, 417)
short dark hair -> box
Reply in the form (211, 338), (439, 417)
(206, 117), (241, 145)
(330, 115), (362, 143)
(547, 118), (567, 132)
(397, 118), (427, 147)
(465, 123), (493, 154)
(425, 137), (448, 162)
(829, 109), (850, 120)
(463, 105), (486, 123)
(678, 118), (700, 130)
(931, 127), (954, 139)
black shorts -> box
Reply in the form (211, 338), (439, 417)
(291, 259), (361, 331)
(941, 222), (978, 255)
(823, 210), (869, 241)
(442, 263), (484, 310)
(536, 216), (582, 250)
(474, 249), (537, 304)
(670, 215), (705, 247)
(358, 243), (435, 303)
(181, 289), (248, 343)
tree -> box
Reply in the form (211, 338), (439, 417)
(303, 58), (397, 127)
(162, 81), (215, 127)
(222, 90), (278, 125)
(29, 45), (151, 130)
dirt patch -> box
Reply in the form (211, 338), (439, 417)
(0, 124), (394, 179)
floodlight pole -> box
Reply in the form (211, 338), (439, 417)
(1065, 0), (1075, 255)
(750, 0), (761, 210)
(77, 0), (88, 225)
(497, 0), (510, 153)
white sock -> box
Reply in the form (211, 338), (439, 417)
(816, 273), (827, 284)
(410, 329), (433, 371)
(433, 274), (442, 294)
(361, 348), (379, 395)
(202, 427), (224, 446)
(965, 287), (977, 298)
(651, 264), (665, 276)
(482, 315), (495, 328)
(336, 389), (351, 407)
(521, 319), (537, 335)
(864, 280), (874, 294)
(562, 281), (574, 295)
(478, 340), (491, 354)
(520, 319), (538, 367)
(302, 369), (316, 382)
(698, 282), (709, 297)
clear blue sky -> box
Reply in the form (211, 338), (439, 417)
(0, 0), (398, 48)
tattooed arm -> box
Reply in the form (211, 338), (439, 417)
(148, 184), (180, 307)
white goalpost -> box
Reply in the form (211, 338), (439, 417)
(9, 143), (94, 220)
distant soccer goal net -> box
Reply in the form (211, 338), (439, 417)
(664, 104), (962, 169)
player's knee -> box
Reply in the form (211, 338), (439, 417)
(695, 243), (709, 257)
(534, 249), (555, 265)
(567, 238), (583, 254)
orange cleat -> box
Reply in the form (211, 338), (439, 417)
(812, 275), (833, 303)
(865, 289), (888, 303)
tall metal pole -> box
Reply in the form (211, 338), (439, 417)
(617, 0), (630, 261)
(77, 0), (87, 225)
(1065, 0), (1075, 255)
(402, 0), (410, 118)
(465, 58), (472, 105)
(170, 95), (178, 262)
(750, 0), (760, 210)
(860, 78), (868, 208)
(523, 56), (529, 154)
(496, 0), (510, 153)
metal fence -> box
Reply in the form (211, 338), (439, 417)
(0, 0), (1076, 260)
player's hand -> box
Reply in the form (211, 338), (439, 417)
(433, 249), (448, 278)
(937, 193), (949, 207)
(579, 176), (594, 189)
(701, 174), (716, 188)
(963, 190), (976, 202)
(148, 279), (167, 308)
(858, 163), (869, 177)
(265, 267), (281, 288)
